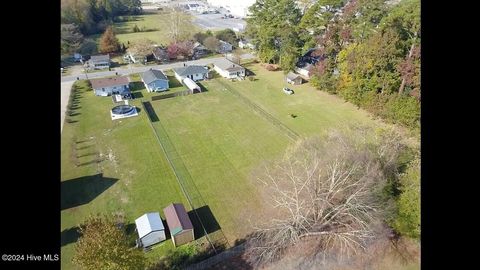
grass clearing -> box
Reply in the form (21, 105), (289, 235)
(61, 63), (402, 269)
(88, 12), (201, 47)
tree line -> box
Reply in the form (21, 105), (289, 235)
(61, 0), (142, 35)
(246, 0), (420, 130)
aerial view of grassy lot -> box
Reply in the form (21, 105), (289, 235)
(88, 11), (201, 46)
(61, 63), (397, 269)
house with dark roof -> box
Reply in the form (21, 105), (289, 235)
(141, 69), (169, 92)
(90, 76), (130, 96)
(153, 47), (168, 62)
(193, 42), (209, 58)
(173, 65), (208, 82)
(286, 72), (303, 85)
(213, 58), (245, 79)
(87, 54), (110, 70)
(163, 203), (194, 247)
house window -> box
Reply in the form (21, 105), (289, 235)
(102, 88), (105, 92)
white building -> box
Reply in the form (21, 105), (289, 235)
(135, 212), (166, 248)
(207, 0), (256, 18)
(213, 58), (245, 79)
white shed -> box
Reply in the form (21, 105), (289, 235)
(183, 77), (202, 93)
(135, 212), (166, 248)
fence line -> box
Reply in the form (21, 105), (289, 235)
(217, 80), (300, 140)
(184, 243), (246, 270)
(141, 101), (230, 254)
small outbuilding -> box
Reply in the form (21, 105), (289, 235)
(163, 203), (194, 247)
(135, 212), (166, 248)
(183, 77), (201, 93)
(286, 72), (303, 85)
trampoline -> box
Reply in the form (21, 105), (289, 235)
(110, 105), (138, 120)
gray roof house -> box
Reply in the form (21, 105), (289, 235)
(87, 54), (110, 70)
(217, 40), (233, 53)
(213, 58), (245, 79)
(286, 72), (303, 85)
(141, 69), (169, 92)
(173, 65), (209, 82)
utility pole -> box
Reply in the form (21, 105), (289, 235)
(81, 59), (88, 80)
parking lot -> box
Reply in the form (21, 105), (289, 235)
(192, 11), (246, 31)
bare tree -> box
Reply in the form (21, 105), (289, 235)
(245, 129), (403, 267)
(203, 36), (220, 52)
(167, 7), (191, 43)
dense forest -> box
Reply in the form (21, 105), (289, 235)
(246, 0), (420, 130)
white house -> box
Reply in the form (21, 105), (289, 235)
(135, 212), (166, 248)
(238, 39), (255, 50)
(173, 65), (209, 82)
(90, 76), (130, 96)
(87, 54), (110, 70)
(213, 58), (245, 79)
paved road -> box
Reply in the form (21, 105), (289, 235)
(61, 55), (254, 83)
(61, 81), (74, 132)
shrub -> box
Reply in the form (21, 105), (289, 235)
(265, 64), (278, 71)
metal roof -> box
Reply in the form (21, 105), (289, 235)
(163, 203), (193, 236)
(90, 76), (129, 89)
(90, 54), (110, 63)
(173, 65), (208, 77)
(286, 72), (301, 80)
(141, 69), (168, 84)
(214, 58), (245, 72)
(135, 212), (165, 239)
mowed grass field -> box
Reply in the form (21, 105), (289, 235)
(61, 63), (392, 269)
(60, 80), (190, 269)
(88, 12), (200, 46)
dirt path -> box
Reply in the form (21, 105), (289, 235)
(61, 81), (74, 133)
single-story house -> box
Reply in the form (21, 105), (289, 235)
(193, 42), (209, 57)
(141, 69), (169, 92)
(163, 203), (194, 247)
(295, 63), (314, 79)
(90, 76), (130, 96)
(238, 39), (255, 50)
(173, 65), (208, 82)
(183, 77), (201, 93)
(135, 212), (166, 248)
(153, 47), (168, 62)
(286, 72), (303, 85)
(213, 58), (245, 79)
(217, 40), (233, 53)
(87, 54), (110, 70)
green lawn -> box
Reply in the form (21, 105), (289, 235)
(61, 64), (397, 269)
(61, 80), (190, 269)
(88, 12), (200, 46)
